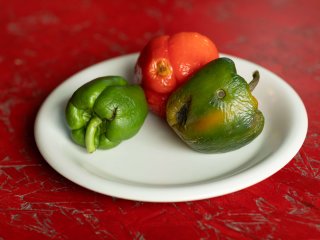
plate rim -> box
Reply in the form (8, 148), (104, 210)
(34, 53), (308, 202)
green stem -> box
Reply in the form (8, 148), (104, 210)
(249, 70), (260, 92)
(85, 117), (102, 153)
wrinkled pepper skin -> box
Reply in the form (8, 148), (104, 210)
(65, 76), (148, 153)
(134, 32), (219, 118)
(166, 58), (264, 153)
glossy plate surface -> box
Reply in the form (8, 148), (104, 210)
(34, 53), (308, 202)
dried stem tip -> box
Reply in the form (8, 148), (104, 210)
(249, 71), (260, 91)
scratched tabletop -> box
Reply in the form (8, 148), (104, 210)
(1, 0), (319, 239)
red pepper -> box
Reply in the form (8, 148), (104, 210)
(134, 32), (219, 117)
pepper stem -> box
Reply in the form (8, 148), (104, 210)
(249, 71), (260, 91)
(156, 59), (172, 77)
(85, 117), (102, 153)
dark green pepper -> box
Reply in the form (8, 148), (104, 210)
(166, 57), (264, 153)
(65, 76), (148, 153)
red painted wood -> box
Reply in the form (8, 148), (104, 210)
(0, 0), (319, 239)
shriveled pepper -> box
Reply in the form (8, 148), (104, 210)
(134, 32), (219, 118)
(65, 76), (148, 153)
(166, 58), (264, 153)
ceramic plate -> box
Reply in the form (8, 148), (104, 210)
(34, 53), (308, 202)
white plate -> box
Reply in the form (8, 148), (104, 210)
(34, 53), (308, 202)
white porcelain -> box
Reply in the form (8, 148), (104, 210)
(34, 53), (308, 202)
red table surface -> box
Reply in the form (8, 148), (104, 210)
(0, 0), (319, 239)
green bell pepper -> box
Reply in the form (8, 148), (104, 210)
(166, 57), (264, 153)
(65, 76), (148, 153)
